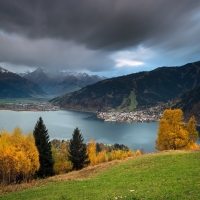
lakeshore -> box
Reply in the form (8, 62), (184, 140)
(0, 102), (59, 111)
(0, 110), (159, 152)
(0, 101), (164, 123)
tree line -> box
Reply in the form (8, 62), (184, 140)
(52, 128), (141, 173)
(0, 117), (140, 185)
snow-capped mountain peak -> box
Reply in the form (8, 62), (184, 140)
(18, 67), (107, 96)
(18, 70), (31, 77)
(0, 66), (10, 73)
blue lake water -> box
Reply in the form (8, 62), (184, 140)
(0, 110), (199, 153)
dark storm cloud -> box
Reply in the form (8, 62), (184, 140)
(0, 32), (113, 71)
(0, 0), (200, 51)
(0, 0), (200, 75)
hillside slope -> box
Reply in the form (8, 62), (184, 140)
(0, 67), (46, 98)
(1, 151), (200, 200)
(172, 85), (200, 121)
(51, 61), (200, 112)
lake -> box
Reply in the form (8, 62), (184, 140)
(0, 110), (199, 153)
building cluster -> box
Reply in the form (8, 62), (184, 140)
(0, 102), (59, 111)
(97, 105), (164, 123)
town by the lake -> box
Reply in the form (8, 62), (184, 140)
(0, 101), (166, 123)
(97, 105), (165, 123)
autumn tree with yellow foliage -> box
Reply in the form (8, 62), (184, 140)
(155, 109), (199, 150)
(51, 140), (72, 174)
(87, 138), (97, 165)
(87, 139), (139, 165)
(0, 128), (39, 184)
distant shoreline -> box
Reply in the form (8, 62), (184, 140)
(0, 108), (55, 112)
(60, 108), (98, 114)
(1, 108), (200, 126)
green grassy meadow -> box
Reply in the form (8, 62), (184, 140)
(117, 91), (138, 112)
(0, 151), (200, 200)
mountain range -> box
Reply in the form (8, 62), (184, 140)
(0, 67), (46, 98)
(50, 61), (200, 114)
(19, 68), (106, 96)
(1, 60), (200, 122)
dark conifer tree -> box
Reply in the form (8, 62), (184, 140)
(33, 117), (54, 177)
(96, 143), (101, 153)
(68, 127), (89, 170)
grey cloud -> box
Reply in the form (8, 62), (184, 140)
(0, 0), (200, 51)
(0, 32), (113, 72)
(0, 0), (200, 76)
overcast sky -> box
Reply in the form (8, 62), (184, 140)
(0, 0), (200, 77)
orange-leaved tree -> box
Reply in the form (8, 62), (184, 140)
(52, 140), (72, 174)
(0, 128), (39, 184)
(95, 150), (108, 163)
(87, 138), (97, 165)
(155, 109), (199, 150)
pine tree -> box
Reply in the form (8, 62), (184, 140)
(33, 117), (54, 178)
(68, 127), (89, 170)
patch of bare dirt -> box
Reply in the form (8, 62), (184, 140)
(50, 159), (131, 182)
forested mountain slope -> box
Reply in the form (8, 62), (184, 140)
(0, 67), (46, 98)
(172, 85), (200, 122)
(51, 61), (200, 112)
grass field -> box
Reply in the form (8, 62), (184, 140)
(0, 151), (200, 200)
(117, 91), (138, 112)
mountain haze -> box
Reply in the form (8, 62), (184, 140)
(51, 61), (200, 112)
(21, 68), (105, 96)
(0, 67), (46, 98)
